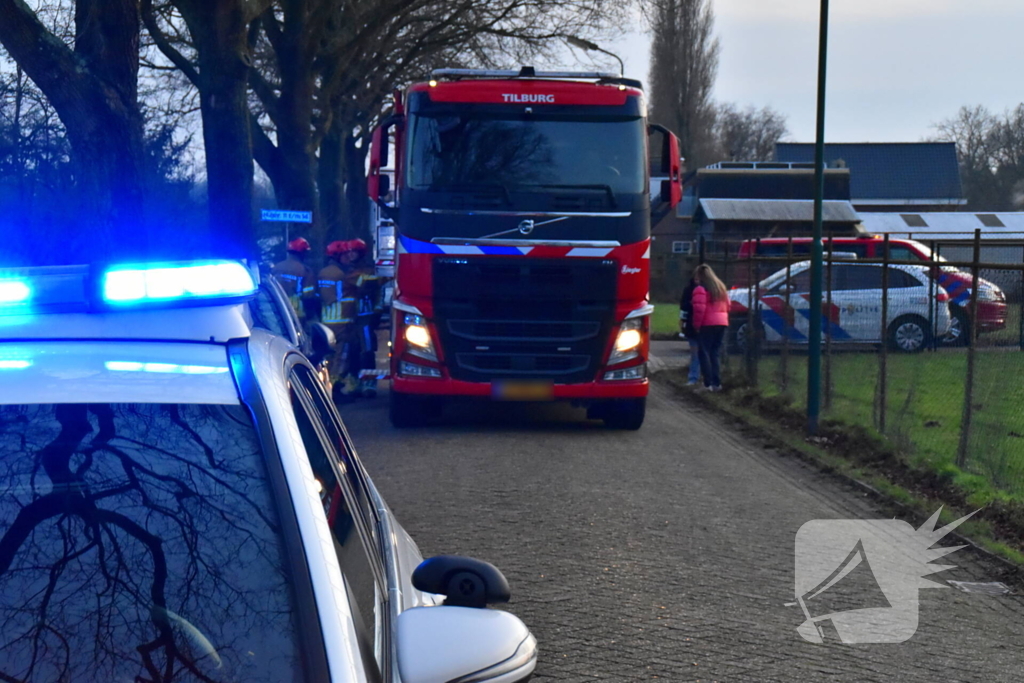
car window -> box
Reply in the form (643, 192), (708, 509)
(289, 375), (385, 681)
(290, 364), (381, 543)
(826, 242), (869, 257)
(888, 269), (923, 289)
(836, 265), (883, 291)
(250, 284), (289, 338)
(886, 245), (918, 262)
(0, 403), (305, 683)
(771, 267), (812, 292)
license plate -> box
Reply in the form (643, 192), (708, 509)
(492, 380), (554, 401)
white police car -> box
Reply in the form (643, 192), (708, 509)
(0, 261), (536, 683)
(729, 260), (952, 353)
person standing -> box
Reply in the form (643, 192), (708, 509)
(679, 272), (702, 385)
(691, 263), (730, 391)
(272, 237), (317, 321)
(319, 240), (360, 401)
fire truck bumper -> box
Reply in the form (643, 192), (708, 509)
(391, 375), (649, 399)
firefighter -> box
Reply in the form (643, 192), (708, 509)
(348, 239), (384, 399)
(271, 237), (317, 321)
(319, 240), (361, 401)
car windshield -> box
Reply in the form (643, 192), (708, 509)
(406, 114), (647, 195)
(0, 403), (304, 683)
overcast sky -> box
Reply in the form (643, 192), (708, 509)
(590, 0), (1024, 144)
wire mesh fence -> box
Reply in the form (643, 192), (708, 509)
(679, 231), (1024, 500)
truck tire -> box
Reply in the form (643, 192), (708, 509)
(389, 391), (440, 428)
(603, 397), (646, 430)
(888, 315), (931, 353)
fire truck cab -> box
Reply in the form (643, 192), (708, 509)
(367, 67), (681, 429)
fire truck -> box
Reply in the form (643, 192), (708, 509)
(367, 67), (681, 429)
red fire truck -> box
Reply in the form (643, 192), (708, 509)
(367, 68), (681, 429)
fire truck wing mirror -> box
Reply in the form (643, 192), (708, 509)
(368, 115), (402, 204)
(648, 123), (682, 212)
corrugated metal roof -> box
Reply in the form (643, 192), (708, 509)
(698, 198), (860, 222)
(774, 142), (964, 203)
(860, 212), (1024, 238)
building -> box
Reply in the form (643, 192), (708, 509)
(775, 142), (965, 212)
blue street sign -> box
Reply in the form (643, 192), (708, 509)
(261, 209), (312, 223)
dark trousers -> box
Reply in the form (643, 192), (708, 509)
(698, 325), (727, 387)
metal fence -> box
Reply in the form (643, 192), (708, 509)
(689, 231), (1024, 500)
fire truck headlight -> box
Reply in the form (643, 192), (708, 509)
(403, 313), (437, 361)
(608, 318), (644, 365)
(405, 324), (431, 348)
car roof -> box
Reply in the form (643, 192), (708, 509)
(0, 340), (239, 405)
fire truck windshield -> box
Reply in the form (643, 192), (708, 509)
(407, 114), (646, 196)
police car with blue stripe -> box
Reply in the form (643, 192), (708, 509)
(0, 261), (536, 683)
(729, 260), (953, 353)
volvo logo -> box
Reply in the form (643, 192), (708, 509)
(518, 219), (535, 235)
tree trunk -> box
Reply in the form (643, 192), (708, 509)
(176, 1), (256, 258)
(315, 123), (346, 260)
(343, 132), (371, 245)
(0, 0), (147, 262)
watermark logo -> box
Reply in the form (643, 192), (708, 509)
(793, 508), (976, 643)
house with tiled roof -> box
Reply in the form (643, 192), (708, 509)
(774, 142), (965, 212)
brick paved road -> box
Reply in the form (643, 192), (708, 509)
(340, 376), (1024, 681)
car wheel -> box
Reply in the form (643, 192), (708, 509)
(731, 319), (763, 354)
(389, 391), (440, 428)
(603, 397), (646, 430)
(941, 307), (970, 347)
(889, 315), (931, 353)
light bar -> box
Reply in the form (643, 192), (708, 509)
(105, 361), (229, 374)
(431, 68), (620, 80)
(102, 261), (256, 305)
(0, 280), (31, 305)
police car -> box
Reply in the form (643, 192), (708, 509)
(0, 261), (536, 683)
(729, 260), (952, 353)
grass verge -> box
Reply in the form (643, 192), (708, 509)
(661, 369), (1024, 575)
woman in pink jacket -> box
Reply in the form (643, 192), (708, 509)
(691, 263), (730, 391)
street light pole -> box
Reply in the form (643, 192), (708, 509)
(565, 36), (625, 76)
(807, 0), (830, 435)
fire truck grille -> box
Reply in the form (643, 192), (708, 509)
(433, 257), (617, 382)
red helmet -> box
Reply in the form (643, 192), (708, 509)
(347, 238), (368, 255)
(287, 237), (310, 253)
(326, 240), (349, 258)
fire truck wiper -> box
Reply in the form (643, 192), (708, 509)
(522, 183), (618, 209)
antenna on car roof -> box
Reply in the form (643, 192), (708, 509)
(518, 66), (536, 77)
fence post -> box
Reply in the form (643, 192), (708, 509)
(956, 229), (982, 467)
(928, 240), (937, 351)
(746, 242), (757, 385)
(780, 237), (793, 393)
(824, 233), (834, 410)
(878, 234), (889, 433)
(1020, 242), (1024, 352)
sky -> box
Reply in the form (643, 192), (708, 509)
(588, 0), (1024, 143)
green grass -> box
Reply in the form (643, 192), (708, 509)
(652, 303), (680, 337)
(742, 350), (1024, 501)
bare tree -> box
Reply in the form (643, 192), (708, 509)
(712, 103), (789, 162)
(0, 0), (147, 260)
(646, 0), (719, 169)
(932, 104), (1024, 210)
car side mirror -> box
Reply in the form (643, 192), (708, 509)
(308, 322), (336, 366)
(412, 555), (510, 608)
(397, 606), (537, 683)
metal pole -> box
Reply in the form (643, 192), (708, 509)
(878, 234), (890, 434)
(957, 229), (982, 467)
(807, 0), (830, 435)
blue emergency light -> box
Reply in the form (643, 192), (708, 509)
(0, 260), (257, 315)
(102, 261), (256, 305)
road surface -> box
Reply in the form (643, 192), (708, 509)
(341, 348), (1024, 681)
